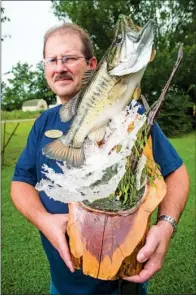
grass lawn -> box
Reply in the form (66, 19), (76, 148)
(1, 121), (196, 295)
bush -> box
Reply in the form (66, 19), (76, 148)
(156, 91), (193, 137)
(1, 110), (43, 120)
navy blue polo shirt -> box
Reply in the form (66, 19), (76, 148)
(12, 105), (183, 295)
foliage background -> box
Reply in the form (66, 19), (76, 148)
(1, 1), (195, 294)
(51, 0), (196, 137)
(1, 0), (196, 136)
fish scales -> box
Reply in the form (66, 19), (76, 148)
(72, 68), (146, 147)
(68, 62), (118, 133)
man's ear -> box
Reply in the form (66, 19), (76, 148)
(88, 56), (97, 70)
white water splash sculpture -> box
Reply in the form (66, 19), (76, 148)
(36, 103), (146, 204)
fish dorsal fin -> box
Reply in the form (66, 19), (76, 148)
(59, 70), (95, 123)
(81, 69), (95, 89)
(59, 94), (81, 122)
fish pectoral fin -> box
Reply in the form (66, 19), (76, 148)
(88, 125), (107, 142)
(107, 80), (127, 100)
(42, 138), (69, 160)
(59, 94), (80, 122)
(42, 138), (85, 167)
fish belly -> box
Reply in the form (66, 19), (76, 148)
(68, 62), (117, 146)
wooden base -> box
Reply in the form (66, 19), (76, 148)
(67, 177), (166, 280)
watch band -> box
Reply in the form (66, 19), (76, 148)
(157, 215), (177, 237)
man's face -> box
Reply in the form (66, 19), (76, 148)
(44, 32), (96, 103)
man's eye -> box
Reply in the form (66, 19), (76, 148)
(46, 58), (56, 64)
(63, 56), (77, 63)
(49, 58), (57, 63)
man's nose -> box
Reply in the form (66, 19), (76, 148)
(55, 60), (67, 72)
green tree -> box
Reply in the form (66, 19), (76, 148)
(156, 88), (193, 136)
(1, 7), (10, 41)
(1, 63), (35, 111)
(51, 0), (195, 56)
(51, 0), (161, 60)
(31, 62), (56, 106)
(1, 62), (56, 111)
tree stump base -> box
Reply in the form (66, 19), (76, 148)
(67, 177), (166, 280)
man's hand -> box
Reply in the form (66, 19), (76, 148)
(10, 182), (75, 273)
(123, 165), (189, 283)
(123, 221), (173, 283)
(40, 213), (75, 273)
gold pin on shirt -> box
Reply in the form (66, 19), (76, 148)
(45, 129), (63, 139)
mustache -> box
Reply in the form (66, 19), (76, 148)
(54, 72), (73, 82)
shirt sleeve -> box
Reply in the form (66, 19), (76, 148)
(152, 123), (183, 177)
(12, 119), (41, 186)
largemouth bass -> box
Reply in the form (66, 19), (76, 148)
(42, 15), (155, 167)
(37, 46), (183, 210)
(83, 45), (183, 211)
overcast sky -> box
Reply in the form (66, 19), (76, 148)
(2, 1), (67, 81)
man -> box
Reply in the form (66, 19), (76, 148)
(10, 23), (189, 295)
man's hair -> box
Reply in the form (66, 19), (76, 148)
(43, 23), (94, 59)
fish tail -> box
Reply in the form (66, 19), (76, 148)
(42, 139), (85, 168)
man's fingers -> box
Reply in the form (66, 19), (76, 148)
(57, 215), (75, 272)
(123, 225), (170, 283)
(123, 266), (155, 283)
(137, 226), (159, 263)
(123, 252), (163, 283)
(59, 240), (75, 273)
(40, 213), (74, 271)
(123, 268), (150, 283)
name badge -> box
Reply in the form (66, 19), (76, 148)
(45, 129), (63, 139)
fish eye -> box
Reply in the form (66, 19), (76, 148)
(115, 35), (122, 44)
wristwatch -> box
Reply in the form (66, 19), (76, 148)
(157, 215), (177, 237)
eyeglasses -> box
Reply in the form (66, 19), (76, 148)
(43, 55), (87, 68)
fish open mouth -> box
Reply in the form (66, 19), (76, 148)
(107, 15), (155, 75)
